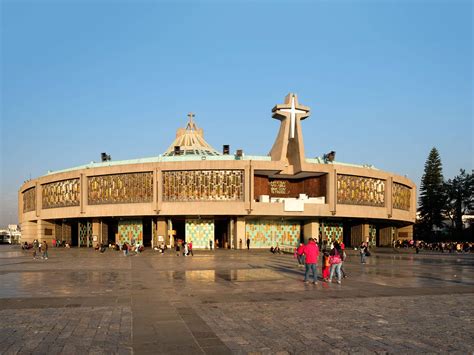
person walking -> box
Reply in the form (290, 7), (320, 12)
(188, 241), (193, 256)
(175, 242), (181, 256)
(296, 243), (305, 267)
(123, 242), (129, 256)
(303, 238), (320, 285)
(33, 239), (39, 259)
(246, 238), (250, 250)
(360, 242), (368, 264)
(340, 242), (348, 278)
(183, 242), (189, 256)
(209, 239), (213, 250)
(328, 242), (343, 284)
(42, 241), (49, 260)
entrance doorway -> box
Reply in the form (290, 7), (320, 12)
(343, 221), (353, 248)
(143, 217), (152, 247)
(106, 219), (118, 245)
(171, 219), (186, 244)
(215, 218), (230, 249)
(70, 220), (78, 247)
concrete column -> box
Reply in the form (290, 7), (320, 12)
(92, 219), (101, 248)
(167, 219), (174, 247)
(80, 173), (85, 214)
(398, 225), (413, 241)
(315, 221), (320, 242)
(351, 224), (364, 247)
(236, 217), (246, 249)
(157, 218), (167, 246)
(36, 182), (41, 218)
(387, 177), (393, 218)
(101, 220), (108, 245)
(151, 219), (156, 248)
(321, 220), (326, 243)
(229, 218), (236, 249)
(328, 169), (336, 215)
(20, 221), (37, 243)
(156, 168), (162, 213)
(411, 186), (417, 216)
(379, 227), (393, 247)
(244, 163), (252, 213)
(62, 222), (72, 245)
(303, 221), (319, 243)
(37, 219), (56, 243)
(55, 223), (62, 242)
(363, 224), (370, 243)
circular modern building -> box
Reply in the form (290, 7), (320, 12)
(19, 93), (416, 249)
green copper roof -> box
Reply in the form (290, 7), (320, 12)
(45, 155), (376, 176)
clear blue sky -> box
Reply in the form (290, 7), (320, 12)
(1, 0), (472, 227)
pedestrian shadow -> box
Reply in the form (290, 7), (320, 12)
(265, 261), (303, 278)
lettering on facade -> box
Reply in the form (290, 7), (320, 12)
(269, 180), (288, 195)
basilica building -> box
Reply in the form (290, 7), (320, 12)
(19, 94), (415, 249)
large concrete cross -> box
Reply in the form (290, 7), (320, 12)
(272, 94), (310, 139)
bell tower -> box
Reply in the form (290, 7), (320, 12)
(269, 93), (311, 173)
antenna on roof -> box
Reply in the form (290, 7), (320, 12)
(101, 153), (111, 162)
(323, 151), (336, 163)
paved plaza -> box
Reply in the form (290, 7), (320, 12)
(0, 246), (473, 354)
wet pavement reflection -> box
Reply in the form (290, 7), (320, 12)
(0, 246), (473, 299)
(0, 245), (473, 354)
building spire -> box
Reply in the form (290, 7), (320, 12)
(186, 112), (196, 130)
(163, 113), (220, 156)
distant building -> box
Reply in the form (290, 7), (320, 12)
(18, 94), (416, 249)
(0, 224), (21, 244)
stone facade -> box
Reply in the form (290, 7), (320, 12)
(18, 93), (416, 248)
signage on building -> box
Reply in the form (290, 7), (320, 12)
(270, 180), (287, 194)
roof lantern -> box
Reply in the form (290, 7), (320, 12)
(163, 113), (221, 156)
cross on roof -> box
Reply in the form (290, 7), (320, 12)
(273, 94), (310, 139)
(187, 112), (195, 124)
(186, 112), (196, 130)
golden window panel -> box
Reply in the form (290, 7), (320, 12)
(163, 170), (244, 201)
(393, 183), (411, 211)
(88, 172), (153, 205)
(23, 187), (36, 213)
(42, 179), (81, 209)
(337, 174), (385, 207)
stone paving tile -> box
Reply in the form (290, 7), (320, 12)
(0, 306), (132, 355)
(1, 246), (473, 354)
(196, 293), (474, 353)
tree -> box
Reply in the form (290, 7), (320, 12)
(443, 169), (474, 238)
(418, 148), (445, 238)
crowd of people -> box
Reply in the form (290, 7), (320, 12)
(293, 240), (372, 285)
(394, 239), (473, 253)
(172, 239), (194, 256)
(415, 241), (472, 254)
(24, 239), (49, 260)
